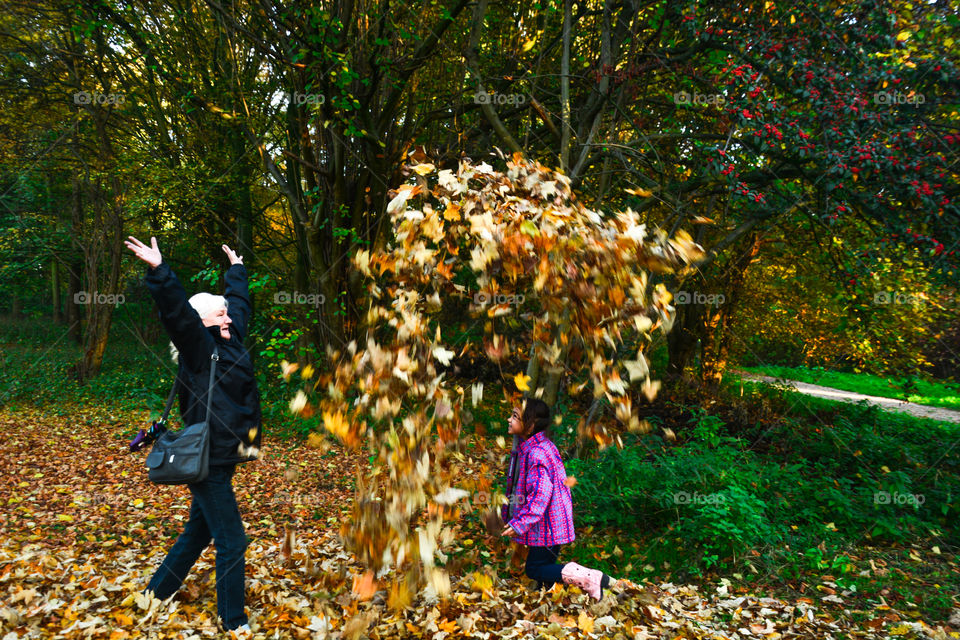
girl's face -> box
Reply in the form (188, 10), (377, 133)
(507, 405), (524, 436)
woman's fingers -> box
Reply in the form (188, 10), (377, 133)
(221, 244), (243, 265)
(124, 236), (161, 267)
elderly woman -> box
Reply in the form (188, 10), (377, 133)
(125, 235), (261, 638)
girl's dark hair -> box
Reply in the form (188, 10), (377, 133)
(521, 398), (551, 437)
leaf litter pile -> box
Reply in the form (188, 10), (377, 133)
(1, 405), (954, 640)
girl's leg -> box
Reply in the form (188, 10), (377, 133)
(524, 545), (564, 590)
(560, 561), (616, 601)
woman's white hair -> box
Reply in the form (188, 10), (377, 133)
(169, 293), (228, 362)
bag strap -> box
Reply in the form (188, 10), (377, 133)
(157, 372), (179, 427)
(204, 347), (219, 424)
(157, 347), (219, 427)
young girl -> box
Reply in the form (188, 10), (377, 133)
(500, 398), (616, 600)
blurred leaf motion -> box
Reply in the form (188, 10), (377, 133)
(288, 154), (703, 593)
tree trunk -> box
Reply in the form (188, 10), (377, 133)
(700, 234), (761, 389)
(51, 258), (62, 323)
(74, 78), (125, 382)
(559, 0), (572, 172)
(76, 175), (124, 382)
(666, 299), (704, 381)
(67, 176), (83, 345)
(524, 344), (541, 397)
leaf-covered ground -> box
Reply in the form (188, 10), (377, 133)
(1, 405), (957, 639)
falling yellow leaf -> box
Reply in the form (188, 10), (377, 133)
(280, 525), (295, 565)
(641, 378), (661, 402)
(323, 409), (350, 440)
(306, 432), (327, 449)
(624, 353), (649, 381)
(412, 163), (436, 176)
(387, 580), (413, 612)
(470, 572), (495, 599)
(289, 390), (308, 415)
(514, 372), (531, 391)
(301, 364), (315, 379)
(624, 187), (653, 197)
(280, 360), (299, 380)
(353, 571), (378, 601)
(443, 203), (461, 221)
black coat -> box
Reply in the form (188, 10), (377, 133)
(145, 261), (262, 467)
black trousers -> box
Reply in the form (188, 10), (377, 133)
(525, 545), (565, 589)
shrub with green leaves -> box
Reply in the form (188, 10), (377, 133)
(567, 388), (959, 575)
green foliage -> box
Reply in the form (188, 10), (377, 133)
(731, 229), (958, 378)
(567, 384), (960, 577)
(189, 259), (221, 288)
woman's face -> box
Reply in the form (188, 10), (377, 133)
(507, 405), (524, 436)
(201, 306), (232, 340)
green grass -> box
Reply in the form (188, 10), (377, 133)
(740, 364), (960, 411)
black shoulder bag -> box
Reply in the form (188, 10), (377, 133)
(144, 348), (218, 485)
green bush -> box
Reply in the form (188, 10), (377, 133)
(567, 389), (960, 575)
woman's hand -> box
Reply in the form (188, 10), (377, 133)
(125, 236), (162, 268)
(500, 525), (517, 538)
(222, 244), (243, 265)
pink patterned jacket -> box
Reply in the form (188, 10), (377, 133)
(506, 431), (576, 547)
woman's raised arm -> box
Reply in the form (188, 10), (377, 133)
(124, 235), (163, 268)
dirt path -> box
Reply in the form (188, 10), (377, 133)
(738, 372), (960, 423)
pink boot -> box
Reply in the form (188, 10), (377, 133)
(561, 562), (606, 600)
